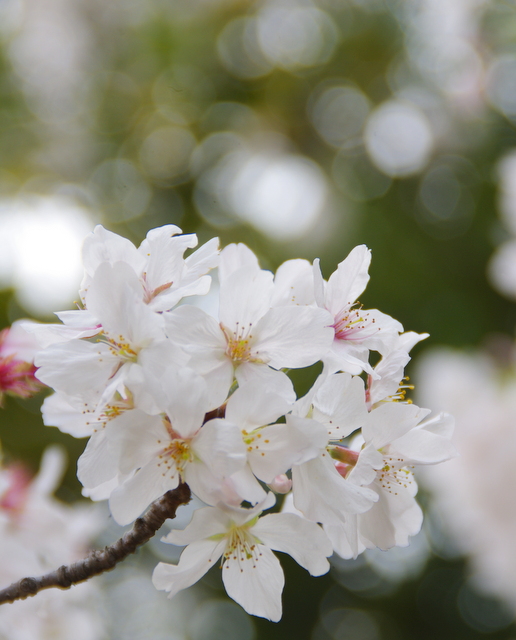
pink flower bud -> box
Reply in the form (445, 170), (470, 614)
(0, 324), (45, 405)
(268, 474), (292, 494)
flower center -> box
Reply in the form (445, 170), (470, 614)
(377, 454), (414, 495)
(222, 322), (263, 364)
(330, 445), (359, 478)
(333, 304), (376, 342)
(222, 523), (262, 570)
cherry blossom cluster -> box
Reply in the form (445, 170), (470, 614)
(0, 447), (104, 639)
(25, 224), (455, 621)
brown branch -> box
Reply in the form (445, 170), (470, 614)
(0, 483), (191, 605)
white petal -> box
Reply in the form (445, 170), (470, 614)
(153, 539), (225, 598)
(312, 373), (368, 439)
(368, 349), (411, 406)
(227, 465), (267, 505)
(219, 243), (260, 283)
(165, 305), (226, 362)
(109, 458), (180, 525)
(362, 403), (429, 450)
(392, 422), (457, 464)
(184, 236), (220, 280)
(234, 364), (296, 404)
(35, 341), (118, 396)
(156, 367), (209, 438)
(139, 225), (195, 293)
(104, 410), (166, 474)
(271, 259), (315, 307)
(254, 306), (334, 369)
(193, 419), (247, 477)
(358, 484), (423, 550)
(41, 391), (99, 437)
(162, 505), (230, 545)
(86, 262), (166, 345)
(325, 245), (371, 316)
(253, 513), (331, 575)
(225, 381), (293, 431)
(219, 266), (274, 331)
(248, 417), (327, 483)
(222, 545), (284, 622)
(292, 455), (377, 525)
(324, 518), (364, 560)
(77, 429), (119, 489)
(81, 225), (143, 278)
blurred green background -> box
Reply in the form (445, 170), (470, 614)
(1, 0), (516, 638)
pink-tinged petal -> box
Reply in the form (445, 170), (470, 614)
(271, 259), (315, 307)
(219, 266), (274, 331)
(35, 341), (119, 396)
(153, 539), (225, 599)
(225, 381), (293, 432)
(222, 544), (284, 622)
(0, 320), (41, 361)
(81, 225), (144, 278)
(109, 459), (180, 525)
(358, 485), (423, 550)
(362, 403), (430, 450)
(193, 419), (247, 477)
(292, 455), (378, 526)
(162, 506), (230, 545)
(325, 245), (371, 316)
(253, 513), (332, 575)
(219, 243), (260, 283)
(312, 373), (368, 439)
(254, 306), (334, 369)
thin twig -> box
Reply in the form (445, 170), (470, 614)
(0, 483), (191, 605)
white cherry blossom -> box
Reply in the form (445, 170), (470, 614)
(328, 403), (456, 557)
(80, 224), (219, 312)
(153, 495), (332, 621)
(78, 367), (247, 524)
(165, 256), (334, 406)
(313, 245), (403, 376)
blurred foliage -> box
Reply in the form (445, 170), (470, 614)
(1, 0), (516, 638)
